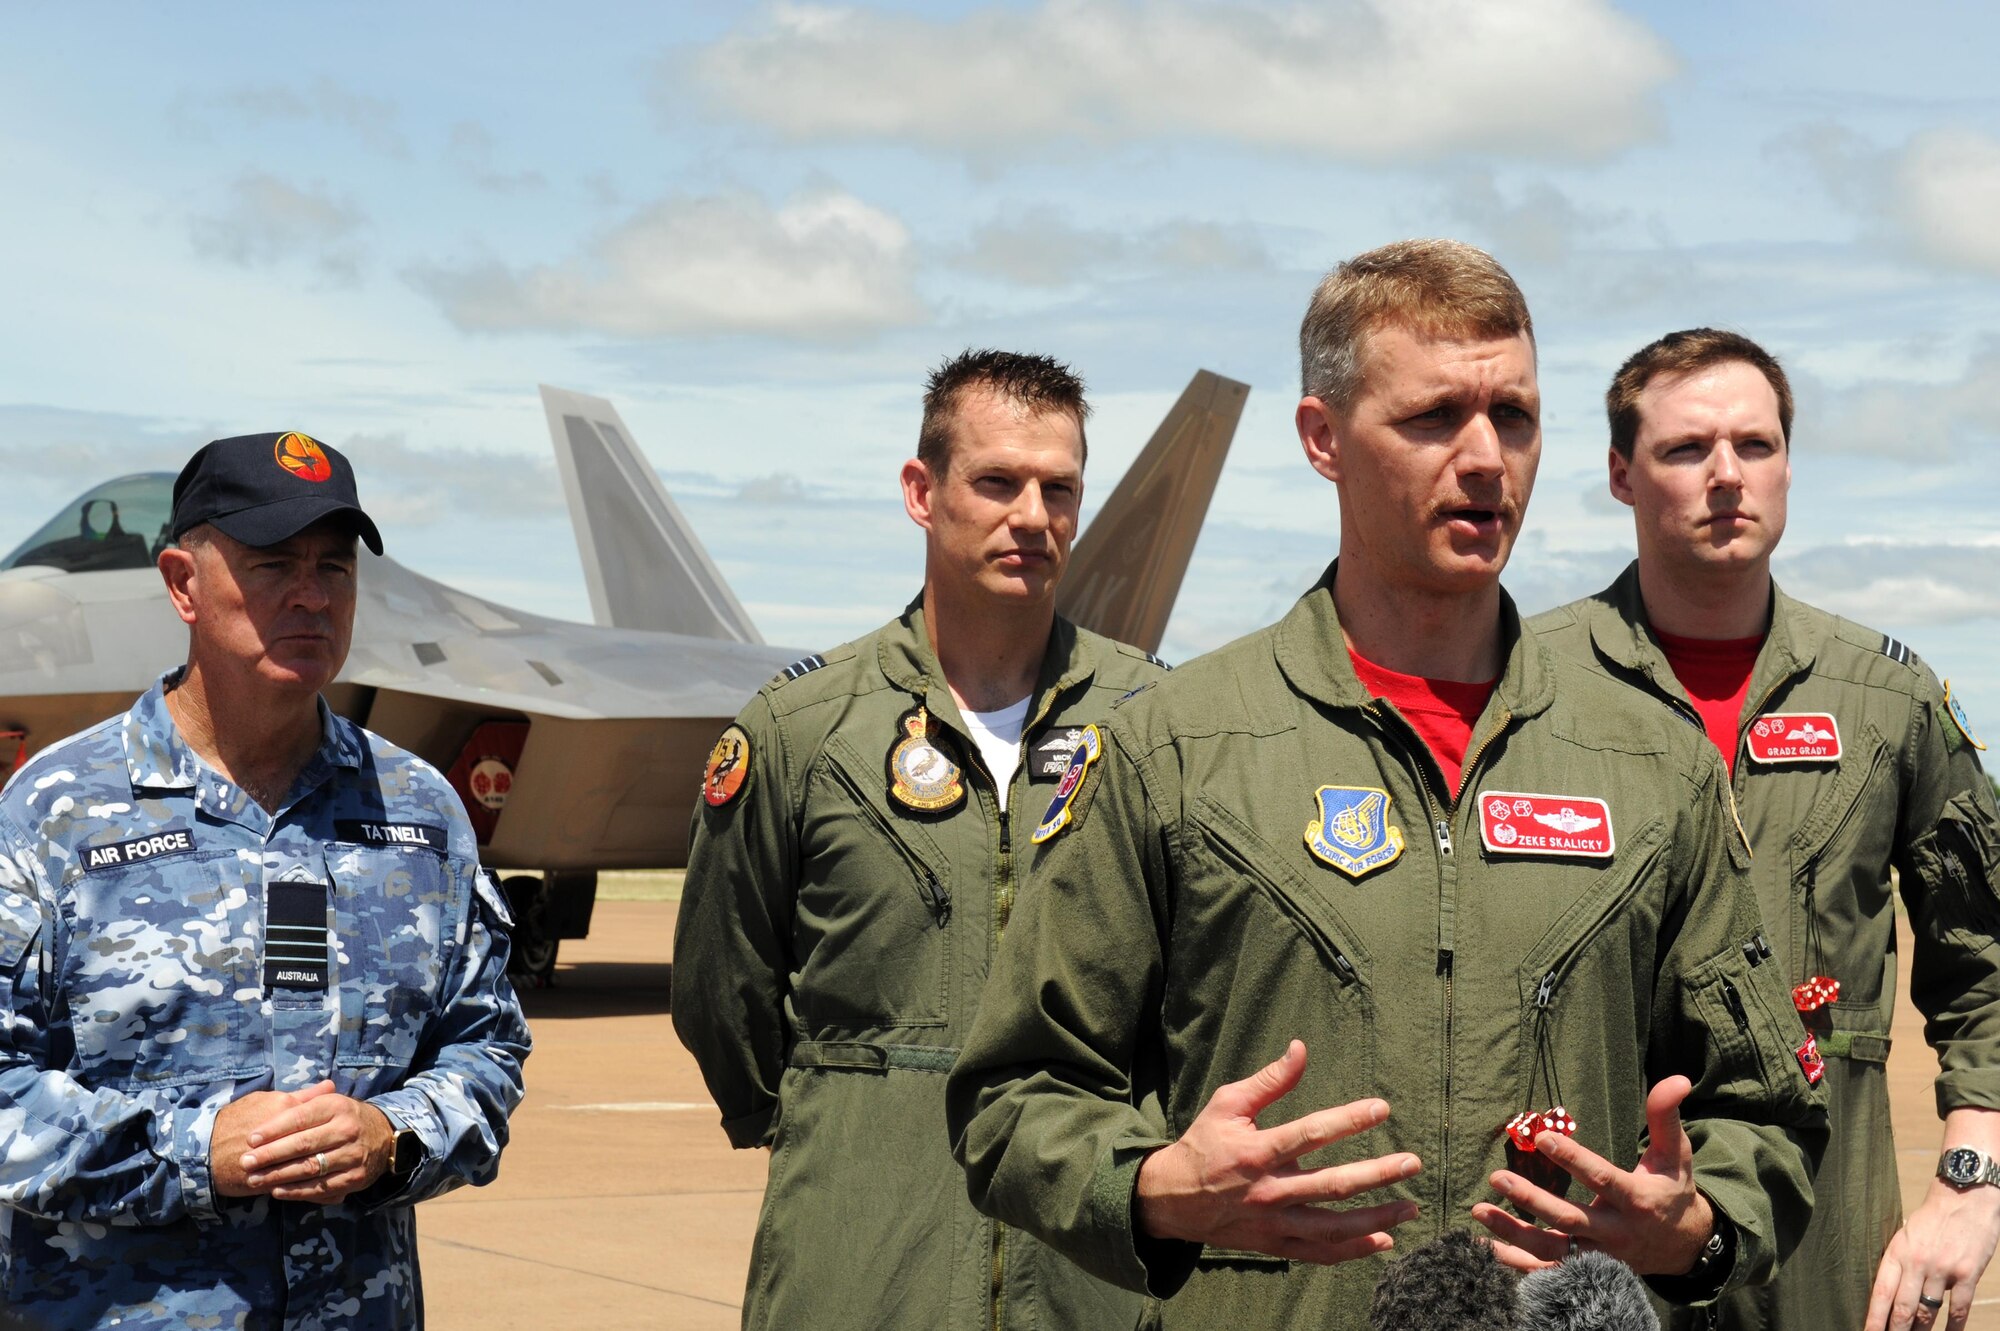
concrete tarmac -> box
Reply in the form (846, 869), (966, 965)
(416, 900), (2000, 1329)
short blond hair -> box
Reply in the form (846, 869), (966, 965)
(1300, 239), (1534, 411)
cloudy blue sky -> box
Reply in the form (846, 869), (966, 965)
(4, 1), (1998, 721)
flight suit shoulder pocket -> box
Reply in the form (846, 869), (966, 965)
(1912, 786), (2000, 931)
(1789, 724), (1889, 866)
(1191, 796), (1371, 976)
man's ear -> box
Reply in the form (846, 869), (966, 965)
(158, 546), (200, 628)
(1607, 446), (1637, 509)
(1297, 397), (1343, 484)
(900, 458), (936, 532)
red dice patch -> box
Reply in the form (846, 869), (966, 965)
(1746, 713), (1842, 765)
(1796, 1033), (1826, 1086)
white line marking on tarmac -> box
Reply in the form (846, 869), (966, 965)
(554, 1101), (718, 1112)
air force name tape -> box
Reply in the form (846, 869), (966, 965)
(1031, 724), (1102, 844)
(1478, 792), (1615, 859)
(1745, 712), (1842, 765)
(336, 820), (447, 852)
(82, 828), (197, 873)
(1305, 786), (1405, 878)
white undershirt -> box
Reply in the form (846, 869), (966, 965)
(961, 696), (1032, 810)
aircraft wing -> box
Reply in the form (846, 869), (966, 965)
(540, 384), (763, 643)
(1056, 370), (1248, 655)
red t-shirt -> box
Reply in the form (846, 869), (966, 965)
(1655, 629), (1764, 778)
(1348, 649), (1496, 798)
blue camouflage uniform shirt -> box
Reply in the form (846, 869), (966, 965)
(0, 671), (531, 1329)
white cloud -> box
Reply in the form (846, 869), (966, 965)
(1778, 537), (2000, 628)
(446, 122), (546, 195)
(685, 0), (1677, 161)
(1795, 344), (2000, 460)
(407, 188), (926, 339)
(187, 171), (365, 284)
(961, 210), (1270, 287)
(1891, 128), (2000, 276)
(1442, 174), (1610, 268)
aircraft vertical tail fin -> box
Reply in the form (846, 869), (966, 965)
(1057, 370), (1249, 655)
(538, 385), (763, 644)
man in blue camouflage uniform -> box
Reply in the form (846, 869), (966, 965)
(0, 432), (530, 1329)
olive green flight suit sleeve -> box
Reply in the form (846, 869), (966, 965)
(947, 724), (1190, 1298)
(1897, 670), (2000, 1116)
(672, 693), (799, 1149)
(1649, 755), (1830, 1297)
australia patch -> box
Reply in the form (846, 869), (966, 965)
(336, 820), (446, 852)
(703, 724), (752, 807)
(1795, 1032), (1826, 1086)
(1031, 725), (1102, 844)
(1944, 681), (1986, 752)
(1745, 713), (1842, 765)
(1478, 792), (1615, 859)
(1304, 786), (1405, 878)
(81, 827), (196, 873)
(1029, 728), (1088, 781)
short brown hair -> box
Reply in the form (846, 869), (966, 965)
(1300, 239), (1534, 411)
(1607, 328), (1794, 459)
(918, 349), (1090, 473)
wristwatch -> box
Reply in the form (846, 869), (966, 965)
(1937, 1146), (2000, 1190)
(386, 1116), (425, 1179)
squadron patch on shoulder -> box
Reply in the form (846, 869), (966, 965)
(1031, 725), (1102, 844)
(888, 707), (965, 813)
(1477, 792), (1615, 859)
(1944, 680), (1986, 751)
(1304, 786), (1405, 879)
(703, 725), (752, 807)
(1745, 713), (1842, 765)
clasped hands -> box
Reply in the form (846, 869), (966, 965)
(1135, 1040), (1712, 1276)
(211, 1079), (398, 1205)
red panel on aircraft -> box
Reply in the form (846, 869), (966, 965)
(445, 720), (529, 846)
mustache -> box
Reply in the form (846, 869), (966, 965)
(1426, 491), (1519, 522)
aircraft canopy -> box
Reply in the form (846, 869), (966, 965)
(3, 473), (177, 573)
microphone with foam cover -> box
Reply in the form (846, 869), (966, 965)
(1517, 1249), (1661, 1331)
(1369, 1230), (1521, 1330)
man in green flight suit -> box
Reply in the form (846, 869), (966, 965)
(672, 349), (1167, 1331)
(1532, 328), (2000, 1331)
(945, 241), (1828, 1327)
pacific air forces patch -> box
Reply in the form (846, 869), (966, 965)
(703, 724), (751, 807)
(1031, 724), (1101, 844)
(1305, 786), (1405, 879)
(1945, 680), (1987, 751)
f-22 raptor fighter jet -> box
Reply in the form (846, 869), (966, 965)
(0, 373), (1247, 979)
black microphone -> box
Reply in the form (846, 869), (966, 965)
(1369, 1230), (1521, 1330)
(1516, 1250), (1661, 1331)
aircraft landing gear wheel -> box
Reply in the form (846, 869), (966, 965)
(502, 874), (560, 988)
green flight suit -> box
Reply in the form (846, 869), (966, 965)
(1533, 564), (2000, 1331)
(672, 600), (1166, 1331)
(947, 567), (1828, 1327)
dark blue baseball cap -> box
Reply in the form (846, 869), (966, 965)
(170, 432), (384, 555)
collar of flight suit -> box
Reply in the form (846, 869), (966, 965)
(875, 592), (1095, 747)
(121, 668), (365, 825)
(1273, 559), (1557, 724)
(1583, 560), (1830, 716)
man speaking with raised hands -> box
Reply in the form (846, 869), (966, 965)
(946, 240), (1828, 1326)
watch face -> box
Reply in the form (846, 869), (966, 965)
(1946, 1148), (1982, 1184)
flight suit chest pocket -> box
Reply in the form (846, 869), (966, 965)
(1184, 799), (1375, 1104)
(802, 738), (954, 1029)
(61, 847), (264, 1089)
(329, 843), (464, 1069)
